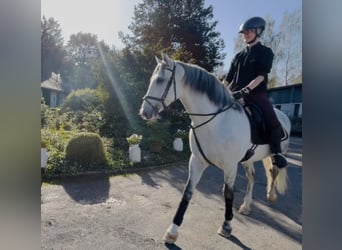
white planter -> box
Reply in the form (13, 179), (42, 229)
(129, 144), (141, 162)
(41, 148), (48, 168)
(173, 138), (183, 151)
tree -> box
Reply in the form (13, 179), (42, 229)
(91, 46), (131, 138)
(278, 9), (302, 85)
(41, 16), (65, 81)
(66, 32), (100, 67)
(65, 32), (100, 89)
(261, 16), (282, 88)
(116, 0), (226, 130)
(174, 0), (225, 71)
(120, 0), (225, 72)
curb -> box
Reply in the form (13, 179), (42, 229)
(42, 160), (188, 182)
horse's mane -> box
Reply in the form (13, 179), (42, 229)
(177, 61), (237, 109)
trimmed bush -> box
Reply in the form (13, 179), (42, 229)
(65, 132), (106, 169)
(62, 88), (103, 112)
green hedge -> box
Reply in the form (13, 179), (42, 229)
(65, 132), (106, 169)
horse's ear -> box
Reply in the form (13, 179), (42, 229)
(161, 53), (172, 66)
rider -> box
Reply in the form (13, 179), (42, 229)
(224, 16), (287, 168)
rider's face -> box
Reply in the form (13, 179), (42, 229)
(241, 29), (256, 43)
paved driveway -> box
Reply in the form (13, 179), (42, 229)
(41, 137), (302, 250)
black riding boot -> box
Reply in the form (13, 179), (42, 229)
(269, 126), (288, 168)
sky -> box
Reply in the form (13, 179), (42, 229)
(41, 0), (302, 68)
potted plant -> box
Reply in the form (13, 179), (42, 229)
(173, 129), (187, 151)
(126, 134), (142, 162)
(149, 138), (164, 153)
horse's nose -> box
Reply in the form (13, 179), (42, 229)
(139, 107), (150, 120)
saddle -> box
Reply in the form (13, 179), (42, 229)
(240, 103), (288, 162)
(244, 103), (268, 145)
(244, 103), (287, 145)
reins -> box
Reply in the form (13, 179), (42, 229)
(176, 107), (232, 167)
(185, 106), (232, 130)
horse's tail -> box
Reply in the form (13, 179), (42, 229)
(263, 156), (288, 195)
(275, 168), (287, 194)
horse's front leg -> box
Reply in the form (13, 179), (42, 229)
(238, 161), (255, 215)
(217, 165), (238, 238)
(163, 155), (208, 244)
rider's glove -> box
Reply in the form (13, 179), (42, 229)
(232, 87), (251, 99)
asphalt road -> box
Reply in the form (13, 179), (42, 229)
(41, 136), (302, 250)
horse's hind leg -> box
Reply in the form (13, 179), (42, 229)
(238, 161), (255, 215)
(217, 165), (238, 238)
(163, 155), (207, 244)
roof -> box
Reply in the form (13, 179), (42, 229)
(41, 72), (64, 92)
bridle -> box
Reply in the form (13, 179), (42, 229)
(142, 61), (234, 167)
(142, 63), (177, 115)
(142, 62), (232, 124)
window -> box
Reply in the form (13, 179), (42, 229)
(294, 103), (300, 118)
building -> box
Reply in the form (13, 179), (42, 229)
(41, 72), (66, 107)
(267, 83), (302, 134)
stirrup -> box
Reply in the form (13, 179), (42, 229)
(272, 153), (288, 168)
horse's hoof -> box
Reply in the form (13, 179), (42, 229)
(217, 221), (232, 238)
(238, 205), (251, 215)
(163, 232), (178, 244)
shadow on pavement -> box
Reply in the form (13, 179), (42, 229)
(139, 170), (163, 188)
(164, 236), (252, 250)
(165, 242), (182, 250)
(226, 235), (252, 250)
(48, 175), (110, 205)
(138, 137), (302, 244)
(138, 164), (188, 192)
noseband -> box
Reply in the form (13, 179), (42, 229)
(142, 64), (177, 114)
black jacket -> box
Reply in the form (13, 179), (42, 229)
(226, 42), (274, 93)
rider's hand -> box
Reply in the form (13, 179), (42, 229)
(232, 87), (250, 99)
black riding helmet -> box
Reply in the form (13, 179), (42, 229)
(239, 17), (266, 42)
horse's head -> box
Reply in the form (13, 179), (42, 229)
(139, 54), (178, 120)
